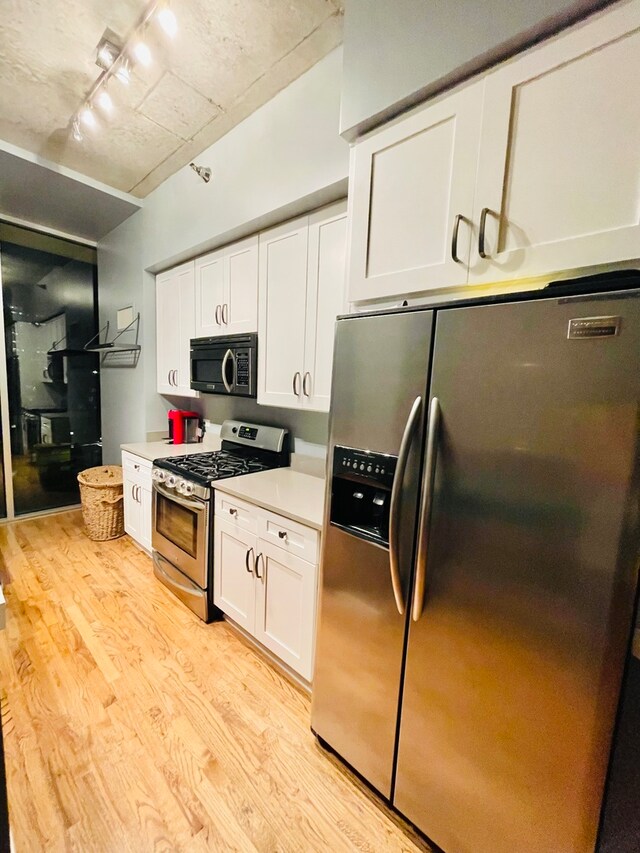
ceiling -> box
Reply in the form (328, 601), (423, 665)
(0, 0), (344, 198)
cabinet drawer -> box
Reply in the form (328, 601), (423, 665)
(259, 511), (318, 564)
(215, 492), (259, 533)
(122, 452), (152, 485)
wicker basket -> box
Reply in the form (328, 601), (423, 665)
(77, 465), (124, 541)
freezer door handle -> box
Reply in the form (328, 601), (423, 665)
(412, 396), (441, 622)
(389, 395), (422, 615)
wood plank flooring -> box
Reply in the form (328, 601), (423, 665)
(0, 511), (431, 852)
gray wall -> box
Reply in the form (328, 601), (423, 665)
(97, 48), (348, 463)
(340, 0), (612, 138)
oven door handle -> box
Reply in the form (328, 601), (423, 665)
(153, 553), (202, 597)
(221, 348), (235, 393)
(153, 481), (206, 512)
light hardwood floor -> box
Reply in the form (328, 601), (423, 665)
(0, 511), (431, 852)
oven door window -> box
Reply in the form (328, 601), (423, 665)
(156, 493), (199, 557)
(192, 349), (226, 386)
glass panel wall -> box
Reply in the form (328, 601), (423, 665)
(0, 223), (102, 515)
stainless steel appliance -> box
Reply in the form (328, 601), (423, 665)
(190, 333), (257, 396)
(152, 419), (290, 621)
(311, 275), (640, 853)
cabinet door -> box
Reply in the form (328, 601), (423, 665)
(156, 267), (182, 394)
(175, 262), (198, 397)
(123, 477), (142, 544)
(348, 80), (483, 303)
(253, 541), (317, 681)
(258, 217), (308, 409)
(195, 249), (226, 338)
(225, 235), (259, 335)
(469, 3), (640, 284)
(139, 486), (153, 553)
(213, 519), (256, 633)
(303, 202), (347, 412)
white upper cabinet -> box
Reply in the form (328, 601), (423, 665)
(469, 1), (640, 284)
(303, 203), (348, 411)
(156, 261), (198, 398)
(195, 235), (258, 339)
(194, 248), (225, 338)
(258, 216), (310, 409)
(258, 202), (347, 412)
(347, 2), (640, 303)
(347, 82), (484, 302)
(226, 236), (259, 335)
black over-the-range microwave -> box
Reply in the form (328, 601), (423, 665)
(190, 333), (257, 397)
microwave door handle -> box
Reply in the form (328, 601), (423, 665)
(153, 481), (206, 512)
(221, 348), (233, 393)
(412, 396), (441, 622)
(388, 396), (422, 615)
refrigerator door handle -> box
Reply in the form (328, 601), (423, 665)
(389, 396), (423, 615)
(412, 396), (441, 622)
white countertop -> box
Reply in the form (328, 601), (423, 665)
(120, 437), (221, 462)
(214, 468), (326, 530)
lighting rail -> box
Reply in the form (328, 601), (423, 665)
(72, 1), (177, 142)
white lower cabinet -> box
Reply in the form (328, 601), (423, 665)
(214, 494), (319, 681)
(122, 451), (153, 553)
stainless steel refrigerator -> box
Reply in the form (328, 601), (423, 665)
(311, 279), (640, 853)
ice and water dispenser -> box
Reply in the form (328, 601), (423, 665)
(329, 446), (397, 547)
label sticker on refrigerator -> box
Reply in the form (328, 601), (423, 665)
(567, 316), (621, 339)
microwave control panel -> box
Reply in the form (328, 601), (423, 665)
(332, 446), (396, 488)
(235, 350), (250, 387)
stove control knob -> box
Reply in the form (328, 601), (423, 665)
(153, 469), (165, 482)
(183, 481), (194, 496)
(166, 475), (177, 488)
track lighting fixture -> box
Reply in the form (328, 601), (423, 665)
(71, 1), (177, 143)
(133, 40), (152, 66)
(97, 90), (113, 112)
(158, 7), (178, 37)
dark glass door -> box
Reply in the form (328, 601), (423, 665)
(0, 223), (101, 515)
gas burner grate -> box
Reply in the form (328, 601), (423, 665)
(155, 450), (275, 484)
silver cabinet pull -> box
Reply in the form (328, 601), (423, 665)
(245, 547), (254, 575)
(167, 370), (172, 386)
(451, 213), (465, 264)
(412, 397), (441, 622)
(254, 552), (264, 581)
(221, 348), (234, 393)
(131, 484), (136, 501)
(277, 530), (287, 540)
(302, 371), (311, 397)
(478, 207), (491, 259)
(222, 303), (229, 325)
(389, 396), (422, 615)
(215, 304), (221, 325)
(293, 371), (301, 396)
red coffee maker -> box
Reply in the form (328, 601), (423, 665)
(167, 410), (201, 445)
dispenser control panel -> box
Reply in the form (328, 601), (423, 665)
(332, 446), (396, 488)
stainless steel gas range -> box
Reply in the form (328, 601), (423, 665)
(151, 420), (290, 621)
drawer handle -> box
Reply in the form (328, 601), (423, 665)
(215, 304), (221, 325)
(229, 507), (238, 516)
(222, 303), (229, 325)
(277, 530), (287, 540)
